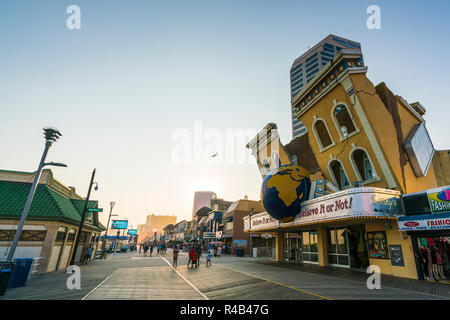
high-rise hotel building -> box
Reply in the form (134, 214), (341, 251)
(290, 35), (363, 139)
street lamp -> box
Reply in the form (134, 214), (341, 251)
(101, 201), (117, 256)
(70, 169), (98, 265)
(7, 127), (65, 262)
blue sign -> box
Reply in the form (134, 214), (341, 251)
(233, 239), (247, 247)
(127, 229), (137, 235)
(111, 220), (128, 229)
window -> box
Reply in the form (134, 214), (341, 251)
(272, 152), (281, 168)
(313, 119), (333, 149)
(366, 231), (389, 259)
(67, 230), (76, 242)
(55, 231), (67, 242)
(0, 230), (46, 241)
(329, 160), (350, 189)
(351, 149), (375, 181)
(261, 159), (271, 175)
(333, 104), (356, 138)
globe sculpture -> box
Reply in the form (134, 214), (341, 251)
(261, 165), (311, 223)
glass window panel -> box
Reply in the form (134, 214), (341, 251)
(302, 232), (310, 252)
(328, 229), (337, 253)
(328, 254), (338, 264)
(338, 254), (349, 266)
(302, 253), (311, 261)
(310, 253), (319, 262)
(310, 232), (318, 252)
(337, 229), (348, 254)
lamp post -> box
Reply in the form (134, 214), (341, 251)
(70, 169), (98, 265)
(101, 201), (117, 257)
(249, 207), (254, 258)
(7, 128), (65, 262)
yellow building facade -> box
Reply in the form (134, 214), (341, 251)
(245, 49), (446, 280)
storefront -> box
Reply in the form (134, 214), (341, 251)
(245, 187), (420, 278)
(251, 233), (276, 258)
(398, 186), (450, 281)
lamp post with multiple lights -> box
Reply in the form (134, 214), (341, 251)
(7, 128), (66, 262)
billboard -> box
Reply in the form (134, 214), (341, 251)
(428, 187), (450, 213)
(127, 229), (137, 235)
(203, 232), (216, 239)
(111, 220), (128, 229)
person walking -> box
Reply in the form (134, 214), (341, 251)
(191, 248), (198, 268)
(188, 247), (195, 268)
(139, 243), (142, 254)
(217, 245), (222, 257)
(150, 245), (154, 257)
(173, 246), (179, 268)
(196, 245), (202, 267)
(143, 243), (148, 256)
(206, 251), (212, 266)
(84, 244), (93, 264)
(213, 245), (217, 257)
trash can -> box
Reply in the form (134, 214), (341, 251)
(0, 261), (15, 296)
(236, 248), (241, 257)
(8, 258), (33, 289)
(252, 248), (258, 258)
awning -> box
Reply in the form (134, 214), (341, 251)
(397, 211), (450, 231)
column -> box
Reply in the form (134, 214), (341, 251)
(317, 226), (328, 267)
(275, 231), (284, 262)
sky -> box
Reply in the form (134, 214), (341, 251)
(1, 0), (449, 228)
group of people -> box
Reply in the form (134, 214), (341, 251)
(183, 245), (212, 268)
(139, 242), (168, 256)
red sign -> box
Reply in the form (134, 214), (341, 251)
(404, 221), (419, 227)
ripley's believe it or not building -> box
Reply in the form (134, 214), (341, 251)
(245, 34), (450, 281)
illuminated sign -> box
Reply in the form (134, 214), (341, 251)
(398, 212), (450, 231)
(244, 188), (402, 231)
(428, 187), (450, 213)
(203, 232), (216, 239)
(111, 220), (128, 229)
(404, 122), (434, 177)
(127, 229), (137, 235)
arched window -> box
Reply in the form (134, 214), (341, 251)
(329, 160), (350, 189)
(313, 119), (333, 149)
(333, 104), (356, 138)
(261, 159), (271, 175)
(351, 149), (375, 181)
(272, 152), (281, 168)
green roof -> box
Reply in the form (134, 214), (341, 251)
(0, 181), (104, 231)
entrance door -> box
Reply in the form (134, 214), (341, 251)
(302, 231), (319, 264)
(284, 233), (301, 262)
(327, 228), (350, 267)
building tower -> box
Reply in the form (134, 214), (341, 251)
(290, 34), (363, 139)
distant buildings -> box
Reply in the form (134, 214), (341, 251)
(192, 191), (216, 220)
(137, 214), (176, 243)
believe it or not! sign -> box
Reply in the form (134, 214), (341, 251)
(294, 188), (402, 226)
